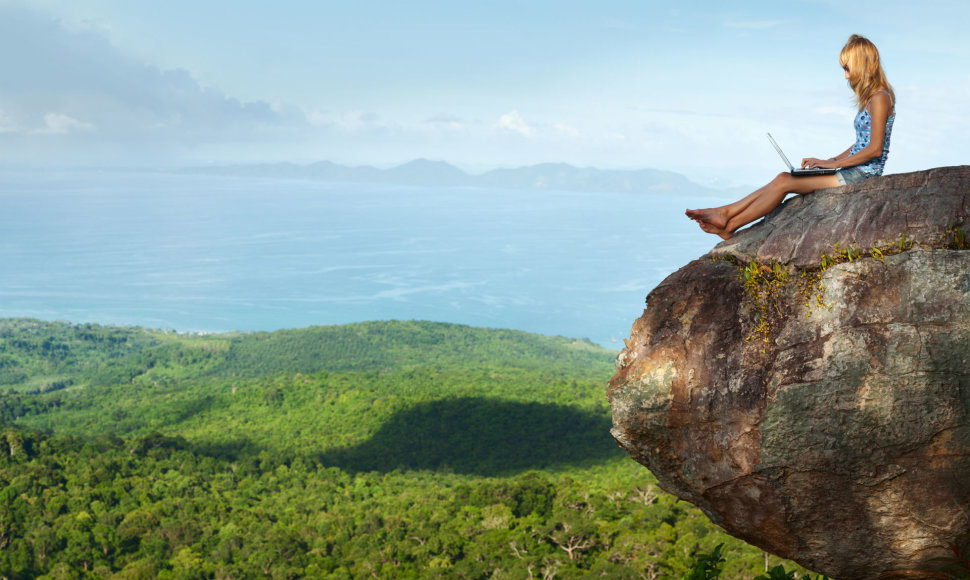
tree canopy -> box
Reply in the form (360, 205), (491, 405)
(0, 319), (817, 578)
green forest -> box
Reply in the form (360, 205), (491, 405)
(0, 318), (822, 578)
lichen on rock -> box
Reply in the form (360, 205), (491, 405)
(608, 166), (970, 579)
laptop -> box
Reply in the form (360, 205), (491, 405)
(767, 133), (837, 176)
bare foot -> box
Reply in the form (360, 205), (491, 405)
(698, 220), (734, 240)
(685, 207), (728, 229)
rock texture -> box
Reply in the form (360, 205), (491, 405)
(608, 166), (970, 579)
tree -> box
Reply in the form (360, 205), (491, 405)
(683, 543), (725, 580)
(547, 520), (597, 562)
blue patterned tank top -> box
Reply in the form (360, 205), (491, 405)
(849, 90), (894, 176)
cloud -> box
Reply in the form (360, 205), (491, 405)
(424, 113), (466, 131)
(497, 110), (532, 137)
(32, 113), (96, 135)
(309, 109), (382, 132)
(36, 113), (94, 135)
(0, 108), (18, 133)
(553, 122), (580, 137)
(0, 5), (302, 162)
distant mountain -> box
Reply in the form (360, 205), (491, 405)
(477, 162), (702, 194)
(184, 158), (716, 195)
(382, 159), (473, 187)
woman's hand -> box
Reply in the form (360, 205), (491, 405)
(801, 157), (836, 169)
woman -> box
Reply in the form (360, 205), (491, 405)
(686, 34), (895, 240)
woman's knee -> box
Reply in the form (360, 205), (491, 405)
(772, 172), (791, 185)
(770, 172), (798, 191)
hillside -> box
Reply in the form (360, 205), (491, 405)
(0, 319), (815, 577)
(183, 159), (716, 196)
(3, 320), (617, 473)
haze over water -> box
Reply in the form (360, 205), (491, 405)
(0, 170), (721, 347)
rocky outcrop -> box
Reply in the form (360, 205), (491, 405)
(608, 166), (970, 579)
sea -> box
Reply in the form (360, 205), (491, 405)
(0, 169), (728, 348)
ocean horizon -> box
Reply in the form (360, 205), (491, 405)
(0, 169), (726, 347)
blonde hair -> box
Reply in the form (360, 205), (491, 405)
(839, 34), (894, 112)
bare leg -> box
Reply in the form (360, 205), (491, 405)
(686, 182), (773, 228)
(686, 173), (840, 239)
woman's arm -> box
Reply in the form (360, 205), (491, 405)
(801, 92), (892, 169)
(830, 147), (853, 164)
(802, 150), (849, 170)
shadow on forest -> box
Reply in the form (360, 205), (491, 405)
(317, 397), (623, 476)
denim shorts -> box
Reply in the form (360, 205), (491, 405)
(836, 167), (874, 186)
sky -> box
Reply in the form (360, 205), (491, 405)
(2, 0), (968, 186)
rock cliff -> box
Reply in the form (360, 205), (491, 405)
(608, 166), (970, 579)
